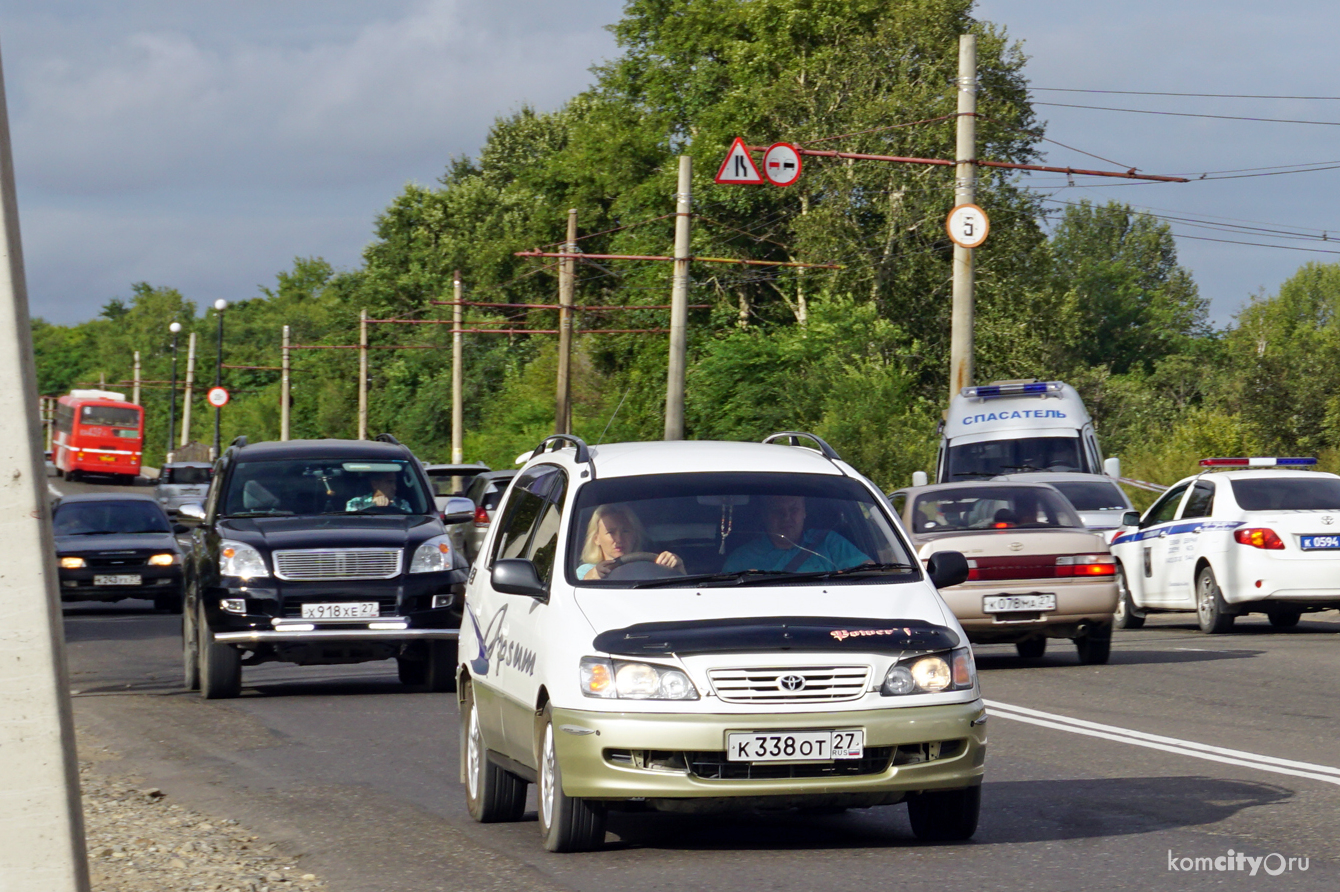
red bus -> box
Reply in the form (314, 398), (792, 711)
(52, 390), (144, 483)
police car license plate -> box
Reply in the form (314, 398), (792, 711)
(983, 594), (1056, 613)
(94, 574), (141, 586)
(301, 602), (379, 619)
(1299, 535), (1340, 550)
(726, 730), (863, 762)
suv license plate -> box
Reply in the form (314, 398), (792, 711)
(301, 602), (379, 619)
(726, 730), (864, 762)
(93, 574), (141, 586)
(984, 594), (1056, 613)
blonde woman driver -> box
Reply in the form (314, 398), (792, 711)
(577, 504), (684, 580)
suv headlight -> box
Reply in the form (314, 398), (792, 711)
(219, 540), (269, 579)
(409, 535), (453, 573)
(580, 657), (699, 700)
(881, 647), (975, 696)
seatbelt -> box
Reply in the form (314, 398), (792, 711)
(781, 530), (818, 573)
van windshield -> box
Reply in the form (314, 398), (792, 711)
(569, 472), (918, 587)
(945, 436), (1089, 479)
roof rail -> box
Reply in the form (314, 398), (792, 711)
(762, 431), (841, 461)
(375, 433), (402, 445)
(230, 435), (248, 449)
(531, 434), (591, 464)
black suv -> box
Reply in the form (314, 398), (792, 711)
(181, 436), (470, 698)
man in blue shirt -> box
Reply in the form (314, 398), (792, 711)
(723, 495), (870, 573)
(346, 471), (411, 513)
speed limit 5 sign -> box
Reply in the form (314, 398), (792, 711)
(945, 204), (989, 249)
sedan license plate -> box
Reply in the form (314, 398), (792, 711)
(1299, 535), (1340, 551)
(727, 730), (864, 762)
(301, 602), (379, 619)
(984, 593), (1056, 613)
(93, 574), (141, 586)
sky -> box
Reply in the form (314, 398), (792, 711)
(4, 0), (1340, 326)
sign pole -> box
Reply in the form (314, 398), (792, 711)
(664, 155), (692, 440)
(949, 33), (977, 402)
(0, 39), (93, 892)
(280, 324), (291, 441)
(357, 308), (368, 440)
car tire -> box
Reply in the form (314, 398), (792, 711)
(1074, 625), (1112, 665)
(1196, 565), (1235, 634)
(538, 706), (606, 852)
(182, 608), (200, 691)
(462, 683), (527, 823)
(1113, 565), (1145, 630)
(1015, 637), (1046, 660)
(907, 785), (980, 842)
(198, 606), (242, 699)
(423, 640), (458, 693)
(1267, 608), (1302, 628)
(397, 655), (427, 686)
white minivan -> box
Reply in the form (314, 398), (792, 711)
(458, 433), (987, 852)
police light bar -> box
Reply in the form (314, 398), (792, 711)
(1198, 457), (1318, 467)
(961, 381), (1063, 400)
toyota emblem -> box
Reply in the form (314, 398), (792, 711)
(1324, 516), (1335, 526)
(1009, 541), (1025, 552)
(776, 674), (806, 692)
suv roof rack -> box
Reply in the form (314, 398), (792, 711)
(375, 433), (402, 445)
(230, 436), (248, 449)
(762, 431), (841, 462)
(531, 434), (591, 465)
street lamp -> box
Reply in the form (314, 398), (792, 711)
(167, 322), (181, 458)
(213, 299), (227, 458)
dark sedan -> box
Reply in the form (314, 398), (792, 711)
(53, 494), (186, 612)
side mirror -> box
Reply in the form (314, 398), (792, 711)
(1104, 456), (1122, 479)
(491, 559), (548, 600)
(1121, 510), (1140, 527)
(911, 470), (929, 487)
(927, 550), (970, 589)
(172, 524), (189, 535)
(441, 496), (475, 525)
(178, 503), (206, 522)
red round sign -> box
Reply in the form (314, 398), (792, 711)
(207, 386), (230, 408)
(762, 143), (803, 187)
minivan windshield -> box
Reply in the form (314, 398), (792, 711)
(946, 436), (1089, 479)
(222, 458), (432, 517)
(569, 472), (917, 586)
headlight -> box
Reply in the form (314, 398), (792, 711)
(881, 647), (975, 696)
(579, 657), (699, 700)
(219, 540), (269, 579)
(409, 535), (453, 573)
(60, 556), (86, 569)
(148, 553), (176, 566)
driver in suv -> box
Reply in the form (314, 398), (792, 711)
(181, 435), (469, 699)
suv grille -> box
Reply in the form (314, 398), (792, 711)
(708, 666), (872, 704)
(273, 548), (402, 581)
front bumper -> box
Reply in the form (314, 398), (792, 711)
(58, 567), (181, 602)
(550, 699), (986, 801)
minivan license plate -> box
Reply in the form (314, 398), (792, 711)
(984, 593), (1056, 613)
(726, 730), (863, 762)
(301, 602), (379, 619)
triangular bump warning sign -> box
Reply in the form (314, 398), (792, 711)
(714, 137), (764, 184)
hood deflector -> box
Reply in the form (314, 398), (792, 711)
(592, 616), (959, 657)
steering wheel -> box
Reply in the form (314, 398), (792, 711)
(602, 552), (684, 581)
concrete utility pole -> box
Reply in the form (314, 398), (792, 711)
(131, 350), (141, 405)
(212, 299), (226, 460)
(949, 33), (977, 401)
(664, 155), (692, 440)
(180, 331), (196, 447)
(555, 208), (577, 436)
(0, 42), (92, 892)
(167, 322), (181, 458)
(280, 325), (291, 441)
(357, 308), (368, 440)
(451, 273), (463, 464)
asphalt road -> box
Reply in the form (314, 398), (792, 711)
(56, 476), (1340, 891)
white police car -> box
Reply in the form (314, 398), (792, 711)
(457, 433), (987, 851)
(1109, 458), (1340, 633)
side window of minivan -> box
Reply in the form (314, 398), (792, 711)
(526, 474), (568, 585)
(489, 466), (561, 568)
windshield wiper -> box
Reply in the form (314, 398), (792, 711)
(1000, 464), (1046, 473)
(228, 510), (294, 518)
(629, 563), (919, 588)
(628, 569), (796, 589)
(732, 562), (920, 585)
(951, 471), (996, 478)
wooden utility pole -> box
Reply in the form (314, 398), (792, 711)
(180, 331), (196, 447)
(357, 308), (368, 440)
(664, 155), (692, 440)
(0, 40), (92, 892)
(280, 325), (291, 441)
(451, 273), (463, 464)
(555, 208), (577, 435)
(131, 351), (141, 404)
(949, 33), (977, 401)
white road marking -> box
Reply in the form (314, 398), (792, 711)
(986, 699), (1340, 787)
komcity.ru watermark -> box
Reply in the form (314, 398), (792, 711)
(1168, 849), (1309, 876)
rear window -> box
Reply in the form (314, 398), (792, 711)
(913, 486), (1083, 533)
(80, 405), (140, 428)
(1050, 481), (1128, 512)
(163, 466), (211, 485)
(1230, 477), (1340, 511)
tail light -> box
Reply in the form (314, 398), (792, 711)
(1055, 554), (1117, 577)
(1234, 528), (1285, 550)
(472, 505), (490, 527)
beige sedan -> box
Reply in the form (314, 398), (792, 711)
(889, 482), (1118, 664)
